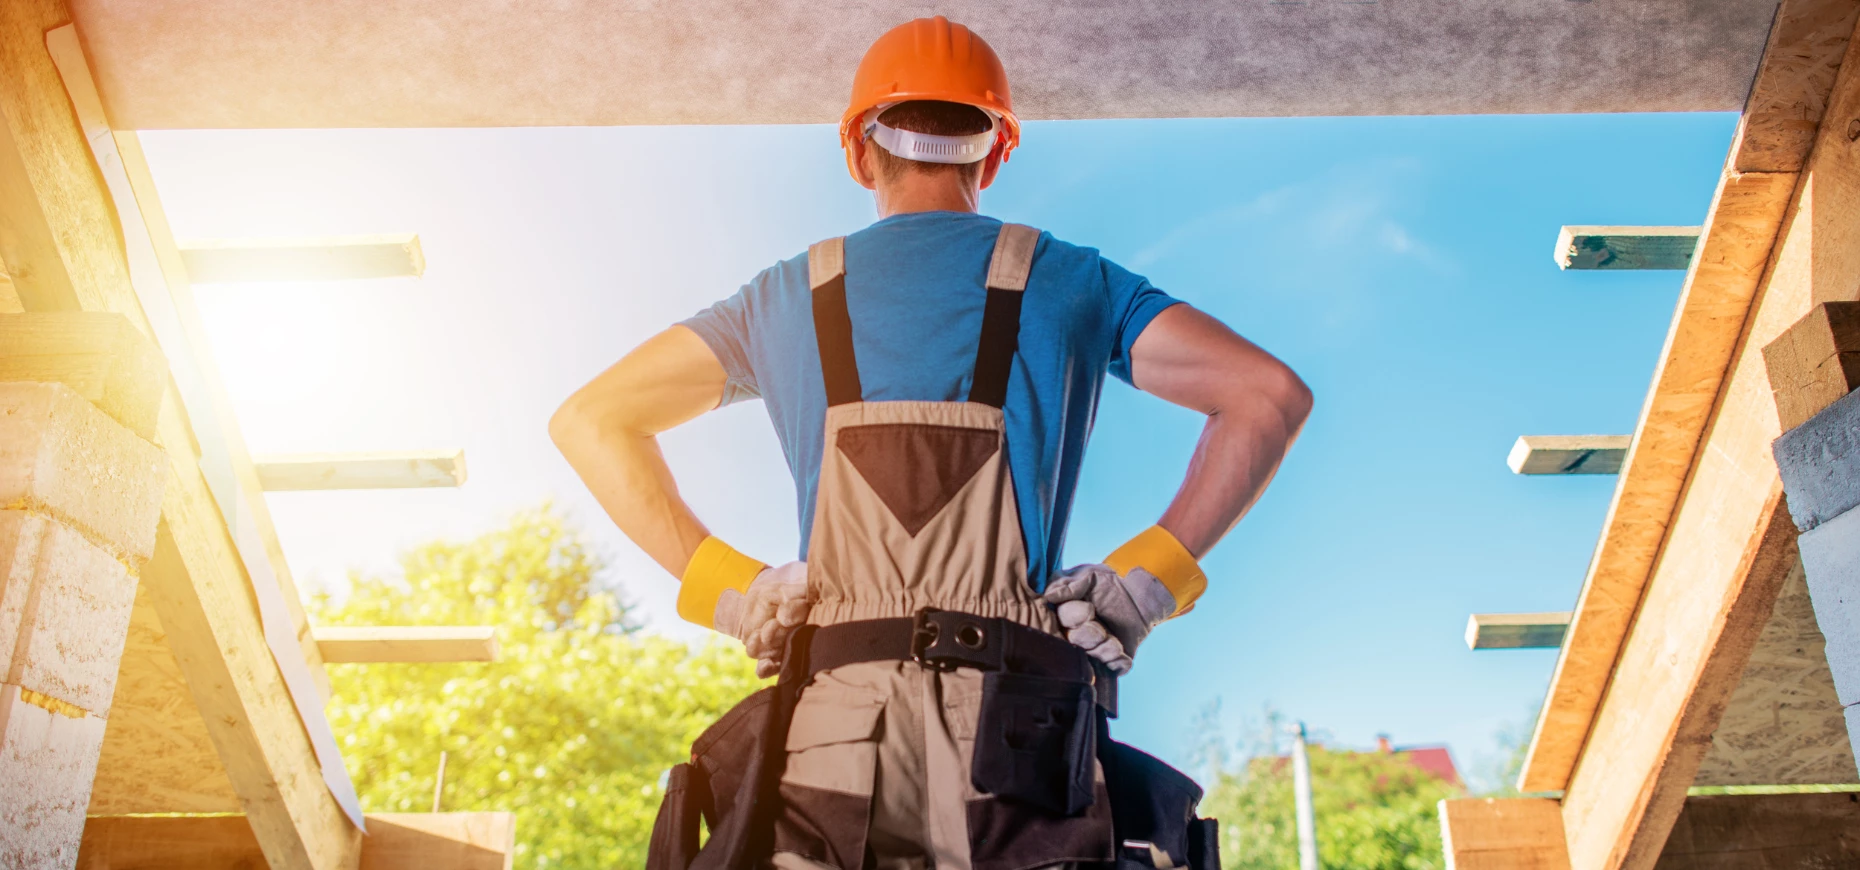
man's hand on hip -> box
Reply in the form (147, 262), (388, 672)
(714, 561), (811, 678)
(1041, 563), (1177, 675)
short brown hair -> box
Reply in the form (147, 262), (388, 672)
(867, 100), (993, 186)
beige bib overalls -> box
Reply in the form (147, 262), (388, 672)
(771, 224), (1115, 870)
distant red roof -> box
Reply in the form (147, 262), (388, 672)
(1395, 746), (1460, 788)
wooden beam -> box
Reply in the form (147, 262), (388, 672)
(179, 234), (425, 283)
(1439, 797), (1570, 870)
(1555, 226), (1701, 271)
(78, 813), (516, 870)
(0, 312), (164, 439)
(1519, 0), (1860, 798)
(1, 5), (359, 866)
(1551, 5), (1860, 866)
(1658, 792), (1860, 868)
(255, 450), (467, 491)
(1763, 301), (1860, 430)
(315, 626), (499, 664)
(1466, 613), (1571, 650)
(1507, 436), (1630, 475)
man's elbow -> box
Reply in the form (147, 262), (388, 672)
(1275, 363), (1314, 429)
(549, 390), (602, 455)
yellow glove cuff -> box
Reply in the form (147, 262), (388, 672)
(676, 537), (767, 627)
(1105, 525), (1206, 617)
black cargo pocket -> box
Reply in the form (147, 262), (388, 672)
(1101, 738), (1220, 869)
(971, 672), (1097, 816)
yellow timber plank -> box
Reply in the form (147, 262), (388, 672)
(179, 234), (425, 283)
(315, 626), (500, 664)
(78, 813), (515, 870)
(255, 450), (468, 491)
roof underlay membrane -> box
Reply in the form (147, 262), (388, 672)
(70, 0), (1779, 129)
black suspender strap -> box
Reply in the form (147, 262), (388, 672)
(968, 223), (1039, 408)
(809, 237), (863, 407)
(809, 224), (1038, 409)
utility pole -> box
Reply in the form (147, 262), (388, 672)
(1290, 721), (1319, 870)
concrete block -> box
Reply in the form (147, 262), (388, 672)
(1775, 387), (1860, 532)
(0, 683), (106, 869)
(0, 512), (138, 715)
(0, 382), (164, 562)
(1799, 505), (1860, 709)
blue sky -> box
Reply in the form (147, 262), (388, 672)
(143, 110), (1735, 787)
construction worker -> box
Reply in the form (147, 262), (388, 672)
(552, 16), (1311, 870)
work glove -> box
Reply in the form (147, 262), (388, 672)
(719, 561), (811, 678)
(677, 537), (811, 678)
(1042, 526), (1207, 675)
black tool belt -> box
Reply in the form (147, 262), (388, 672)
(804, 606), (1119, 716)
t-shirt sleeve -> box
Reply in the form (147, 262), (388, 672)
(679, 281), (764, 406)
(1101, 256), (1184, 385)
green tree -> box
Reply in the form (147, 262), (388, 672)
(313, 506), (763, 869)
(1198, 715), (1461, 870)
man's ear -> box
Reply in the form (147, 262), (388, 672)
(847, 134), (880, 191)
(978, 139), (1007, 190)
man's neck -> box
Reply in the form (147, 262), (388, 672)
(873, 174), (980, 218)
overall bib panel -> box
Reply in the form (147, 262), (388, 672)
(773, 226), (1114, 870)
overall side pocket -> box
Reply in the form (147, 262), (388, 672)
(970, 672), (1097, 816)
(773, 684), (887, 869)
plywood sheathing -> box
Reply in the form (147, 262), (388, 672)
(87, 582), (240, 814)
(63, 0), (1780, 129)
(1521, 0), (1860, 795)
(78, 812), (518, 870)
(1693, 559), (1857, 787)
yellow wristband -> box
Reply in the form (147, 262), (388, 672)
(676, 537), (768, 627)
(1105, 525), (1206, 617)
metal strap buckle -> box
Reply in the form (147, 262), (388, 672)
(910, 607), (955, 671)
(911, 607), (993, 672)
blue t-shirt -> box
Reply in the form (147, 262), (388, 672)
(681, 211), (1179, 591)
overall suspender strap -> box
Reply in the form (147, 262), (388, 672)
(808, 224), (1039, 409)
(809, 237), (863, 407)
(969, 223), (1039, 408)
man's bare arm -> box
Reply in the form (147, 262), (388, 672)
(549, 325), (727, 576)
(1130, 304), (1313, 558)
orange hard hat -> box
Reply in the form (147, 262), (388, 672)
(840, 17), (1020, 181)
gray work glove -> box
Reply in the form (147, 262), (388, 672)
(714, 560), (810, 678)
(1041, 563), (1177, 675)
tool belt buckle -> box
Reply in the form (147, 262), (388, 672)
(911, 607), (994, 672)
(911, 607), (957, 671)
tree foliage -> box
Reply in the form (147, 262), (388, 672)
(313, 506), (763, 869)
(1197, 714), (1461, 870)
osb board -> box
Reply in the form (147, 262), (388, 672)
(1696, 558), (1858, 786)
(87, 582), (239, 813)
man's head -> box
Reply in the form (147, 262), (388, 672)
(840, 18), (1019, 197)
(856, 100), (995, 188)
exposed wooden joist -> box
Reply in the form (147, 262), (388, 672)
(1439, 797), (1570, 870)
(315, 626), (500, 664)
(1519, 0), (1860, 799)
(0, 312), (164, 440)
(1466, 613), (1571, 650)
(1443, 793), (1860, 870)
(1763, 300), (1860, 431)
(179, 234), (425, 283)
(255, 450), (468, 491)
(1507, 436), (1630, 475)
(78, 813), (517, 870)
(1555, 226), (1701, 271)
(0, 4), (359, 867)
(1547, 4), (1860, 867)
